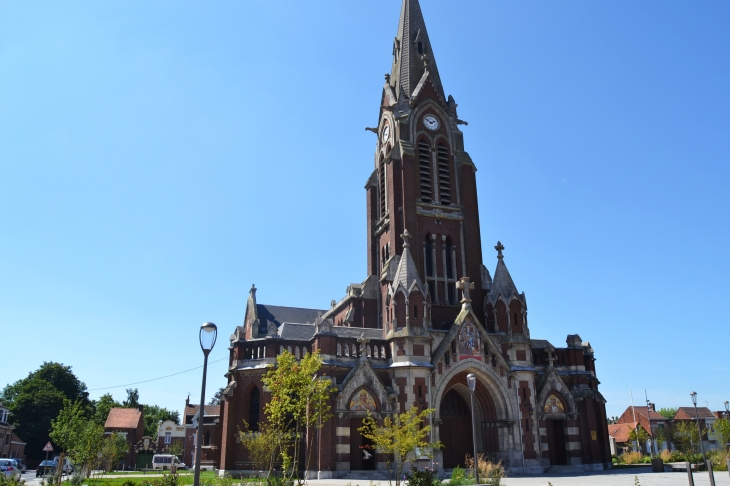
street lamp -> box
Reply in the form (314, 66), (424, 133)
(466, 373), (478, 485)
(194, 322), (217, 486)
(690, 391), (715, 484)
(724, 401), (729, 419)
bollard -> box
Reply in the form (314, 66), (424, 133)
(727, 458), (730, 479)
(686, 461), (694, 486)
(706, 460), (715, 486)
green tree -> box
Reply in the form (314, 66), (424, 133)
(167, 439), (184, 459)
(671, 421), (703, 454)
(714, 417), (730, 450)
(99, 432), (129, 473)
(238, 421), (279, 475)
(359, 406), (442, 486)
(123, 388), (140, 408)
(92, 393), (121, 427)
(658, 407), (677, 420)
(209, 388), (225, 406)
(261, 349), (335, 481)
(142, 405), (180, 437)
(628, 426), (650, 452)
(50, 399), (104, 477)
(1, 362), (89, 460)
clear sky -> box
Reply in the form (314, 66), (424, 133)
(1, 1), (728, 421)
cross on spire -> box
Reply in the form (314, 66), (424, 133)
(401, 229), (412, 249)
(456, 277), (475, 304)
(357, 332), (370, 346)
(495, 241), (505, 259)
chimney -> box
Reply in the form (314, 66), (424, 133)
(649, 403), (655, 412)
(138, 405), (144, 413)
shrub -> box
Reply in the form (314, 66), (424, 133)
(449, 466), (471, 486)
(620, 451), (643, 465)
(709, 449), (728, 471)
(660, 449), (672, 462)
(0, 472), (25, 486)
(464, 454), (504, 485)
(405, 465), (442, 486)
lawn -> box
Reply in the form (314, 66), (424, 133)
(66, 471), (218, 486)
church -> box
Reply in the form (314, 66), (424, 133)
(217, 0), (611, 477)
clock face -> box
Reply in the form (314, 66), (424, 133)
(382, 124), (390, 143)
(423, 115), (440, 131)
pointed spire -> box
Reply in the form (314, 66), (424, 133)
(488, 241), (520, 303)
(389, 0), (445, 101)
(389, 228), (427, 297)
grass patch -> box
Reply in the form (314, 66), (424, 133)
(64, 472), (217, 486)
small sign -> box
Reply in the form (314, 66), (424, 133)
(43, 442), (54, 452)
(591, 431), (597, 441)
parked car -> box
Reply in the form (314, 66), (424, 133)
(36, 460), (57, 477)
(52, 456), (72, 474)
(13, 459), (27, 473)
(177, 462), (188, 470)
(6, 459), (25, 474)
(0, 459), (21, 479)
(151, 454), (181, 470)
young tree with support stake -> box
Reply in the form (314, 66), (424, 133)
(260, 349), (335, 484)
(358, 406), (442, 486)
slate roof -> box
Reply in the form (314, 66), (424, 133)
(488, 258), (520, 303)
(278, 323), (317, 341)
(389, 0), (445, 101)
(389, 232), (427, 297)
(332, 327), (383, 340)
(256, 305), (326, 330)
(105, 408), (142, 429)
(530, 339), (554, 349)
(675, 406), (716, 420)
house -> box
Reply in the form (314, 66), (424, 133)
(183, 398), (221, 470)
(156, 420), (186, 459)
(615, 404), (671, 452)
(674, 407), (719, 451)
(608, 422), (650, 456)
(215, 0), (612, 476)
(104, 407), (145, 469)
(0, 406), (26, 460)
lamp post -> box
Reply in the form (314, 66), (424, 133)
(466, 373), (478, 484)
(194, 322), (217, 486)
(724, 401), (729, 419)
(690, 392), (715, 486)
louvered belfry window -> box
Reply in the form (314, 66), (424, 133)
(418, 141), (433, 203)
(437, 143), (451, 205)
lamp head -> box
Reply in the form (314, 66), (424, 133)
(199, 322), (218, 353)
(466, 373), (476, 392)
(690, 391), (697, 406)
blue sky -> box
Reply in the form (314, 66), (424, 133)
(1, 0), (728, 420)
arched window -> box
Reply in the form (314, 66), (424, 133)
(437, 143), (451, 205)
(337, 343), (342, 356)
(367, 346), (372, 358)
(379, 155), (387, 217)
(418, 140), (433, 203)
(279, 345), (284, 355)
(295, 347), (300, 359)
(204, 431), (210, 446)
(249, 387), (260, 432)
(445, 237), (455, 305)
(287, 346), (292, 354)
(417, 40), (424, 55)
(344, 344), (349, 357)
(381, 346), (386, 358)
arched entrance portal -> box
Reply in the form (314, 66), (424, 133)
(440, 389), (473, 468)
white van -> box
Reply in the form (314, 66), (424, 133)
(151, 454), (181, 470)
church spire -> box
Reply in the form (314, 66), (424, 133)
(389, 0), (445, 101)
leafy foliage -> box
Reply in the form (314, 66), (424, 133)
(714, 417), (730, 450)
(671, 421), (703, 455)
(658, 407), (677, 420)
(464, 453), (504, 485)
(627, 426), (650, 448)
(261, 349), (335, 481)
(209, 388), (225, 406)
(50, 399), (105, 477)
(238, 421), (279, 474)
(123, 389), (140, 408)
(404, 465), (441, 486)
(1, 362), (89, 459)
(359, 406), (441, 486)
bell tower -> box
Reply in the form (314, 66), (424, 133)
(366, 0), (488, 330)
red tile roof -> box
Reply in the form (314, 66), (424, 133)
(105, 408), (142, 429)
(608, 422), (648, 443)
(185, 404), (221, 417)
(675, 407), (716, 420)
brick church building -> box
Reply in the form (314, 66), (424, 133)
(217, 0), (611, 477)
